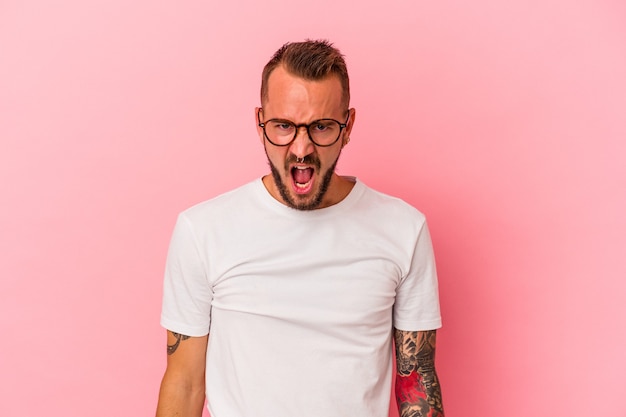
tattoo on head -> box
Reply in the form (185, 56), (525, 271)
(167, 332), (191, 355)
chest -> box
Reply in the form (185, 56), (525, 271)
(203, 217), (409, 327)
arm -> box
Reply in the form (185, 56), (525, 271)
(394, 329), (444, 417)
(156, 331), (208, 417)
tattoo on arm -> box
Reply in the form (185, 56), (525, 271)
(167, 332), (191, 355)
(394, 329), (444, 417)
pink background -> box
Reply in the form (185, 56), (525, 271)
(1, 0), (625, 416)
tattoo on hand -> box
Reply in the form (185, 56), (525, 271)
(395, 330), (444, 417)
(167, 332), (190, 355)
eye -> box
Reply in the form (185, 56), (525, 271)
(269, 121), (295, 132)
(311, 120), (337, 133)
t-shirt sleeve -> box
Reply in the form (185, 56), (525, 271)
(393, 220), (442, 331)
(160, 213), (212, 337)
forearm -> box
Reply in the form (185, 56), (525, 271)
(395, 367), (444, 417)
(394, 329), (444, 417)
(156, 332), (208, 417)
(156, 373), (205, 417)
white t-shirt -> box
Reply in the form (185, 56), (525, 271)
(161, 177), (441, 417)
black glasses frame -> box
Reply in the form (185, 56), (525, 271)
(257, 108), (349, 147)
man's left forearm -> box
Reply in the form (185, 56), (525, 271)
(394, 329), (444, 417)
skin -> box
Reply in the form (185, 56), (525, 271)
(155, 331), (207, 417)
(256, 65), (356, 210)
(394, 329), (445, 417)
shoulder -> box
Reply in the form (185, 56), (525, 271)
(179, 178), (263, 223)
(356, 180), (427, 225)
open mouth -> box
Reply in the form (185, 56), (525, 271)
(291, 166), (314, 194)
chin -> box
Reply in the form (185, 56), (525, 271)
(265, 149), (340, 211)
(270, 164), (334, 211)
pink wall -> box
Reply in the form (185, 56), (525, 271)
(1, 1), (625, 416)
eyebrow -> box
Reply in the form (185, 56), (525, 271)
(265, 117), (339, 123)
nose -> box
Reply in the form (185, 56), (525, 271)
(289, 126), (315, 160)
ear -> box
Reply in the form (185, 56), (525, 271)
(342, 108), (356, 147)
(255, 107), (265, 144)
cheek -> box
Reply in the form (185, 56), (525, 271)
(318, 148), (341, 168)
(265, 147), (288, 169)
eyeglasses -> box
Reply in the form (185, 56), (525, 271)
(257, 108), (349, 147)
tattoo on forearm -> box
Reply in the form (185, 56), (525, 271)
(167, 332), (190, 355)
(394, 330), (444, 417)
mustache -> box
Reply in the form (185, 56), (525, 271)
(285, 154), (321, 169)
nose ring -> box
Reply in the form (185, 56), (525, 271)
(296, 157), (305, 163)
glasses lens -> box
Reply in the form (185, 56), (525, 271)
(308, 120), (341, 146)
(263, 118), (343, 146)
(265, 120), (296, 145)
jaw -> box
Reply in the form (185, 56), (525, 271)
(267, 157), (339, 210)
(277, 166), (323, 209)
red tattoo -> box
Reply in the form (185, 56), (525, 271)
(396, 370), (427, 403)
(394, 330), (444, 416)
(396, 370), (442, 417)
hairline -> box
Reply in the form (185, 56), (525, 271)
(261, 64), (349, 111)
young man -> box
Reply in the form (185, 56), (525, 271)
(156, 40), (444, 417)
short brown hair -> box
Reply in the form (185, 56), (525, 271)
(260, 39), (350, 107)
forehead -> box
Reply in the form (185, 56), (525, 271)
(264, 65), (344, 118)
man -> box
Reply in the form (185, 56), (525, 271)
(156, 40), (444, 417)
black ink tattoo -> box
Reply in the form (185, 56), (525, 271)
(394, 330), (444, 416)
(167, 332), (190, 355)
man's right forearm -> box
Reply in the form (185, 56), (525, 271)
(156, 377), (205, 417)
(156, 332), (208, 417)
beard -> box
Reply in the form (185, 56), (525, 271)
(266, 151), (340, 211)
